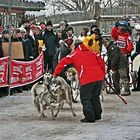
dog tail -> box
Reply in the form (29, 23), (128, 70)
(31, 82), (39, 97)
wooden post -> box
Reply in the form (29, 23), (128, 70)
(8, 5), (12, 96)
(94, 0), (101, 27)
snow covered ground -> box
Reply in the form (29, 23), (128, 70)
(0, 89), (140, 140)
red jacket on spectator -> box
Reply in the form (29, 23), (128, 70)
(53, 43), (105, 85)
(111, 26), (133, 54)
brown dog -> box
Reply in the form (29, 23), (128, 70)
(66, 67), (80, 101)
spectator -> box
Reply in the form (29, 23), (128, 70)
(34, 26), (43, 54)
(105, 40), (131, 96)
(55, 28), (62, 48)
(42, 20), (57, 73)
(66, 26), (77, 41)
(78, 27), (89, 41)
(90, 25), (103, 53)
(59, 21), (66, 32)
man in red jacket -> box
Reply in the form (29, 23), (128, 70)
(111, 20), (133, 55)
(111, 20), (133, 85)
(53, 40), (105, 123)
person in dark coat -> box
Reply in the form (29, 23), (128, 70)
(42, 20), (57, 73)
(105, 41), (131, 96)
(20, 27), (32, 61)
(55, 28), (62, 49)
(25, 26), (39, 60)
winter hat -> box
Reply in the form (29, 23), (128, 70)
(92, 28), (101, 36)
(61, 32), (68, 40)
(56, 28), (62, 33)
(59, 21), (66, 26)
(46, 20), (53, 26)
(91, 24), (98, 30)
(19, 27), (26, 33)
(66, 26), (74, 32)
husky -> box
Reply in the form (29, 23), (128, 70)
(43, 72), (53, 90)
(31, 81), (58, 119)
(51, 76), (76, 118)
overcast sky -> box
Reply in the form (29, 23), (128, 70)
(26, 0), (44, 1)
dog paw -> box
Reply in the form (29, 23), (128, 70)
(40, 114), (46, 119)
(73, 113), (76, 117)
(52, 117), (56, 120)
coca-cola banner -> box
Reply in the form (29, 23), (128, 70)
(10, 52), (44, 88)
(0, 57), (9, 87)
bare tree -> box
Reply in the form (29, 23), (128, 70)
(44, 0), (94, 12)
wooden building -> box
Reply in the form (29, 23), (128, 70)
(0, 0), (45, 27)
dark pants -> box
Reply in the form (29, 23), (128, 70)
(112, 68), (130, 93)
(44, 52), (54, 73)
(80, 80), (103, 122)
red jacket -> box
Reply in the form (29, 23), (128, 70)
(111, 26), (133, 54)
(53, 43), (105, 85)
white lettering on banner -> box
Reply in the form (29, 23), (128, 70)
(0, 72), (4, 82)
(36, 56), (43, 67)
(36, 70), (42, 78)
(0, 61), (7, 71)
(26, 66), (32, 72)
(10, 53), (44, 87)
(13, 72), (20, 76)
(11, 72), (20, 83)
(36, 65), (42, 70)
(13, 65), (22, 73)
(11, 77), (20, 83)
(36, 65), (42, 78)
(0, 57), (8, 86)
(22, 72), (32, 82)
(0, 65), (4, 71)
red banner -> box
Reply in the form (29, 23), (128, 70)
(0, 57), (9, 87)
(10, 52), (44, 88)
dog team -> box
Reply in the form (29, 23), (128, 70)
(31, 37), (105, 123)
